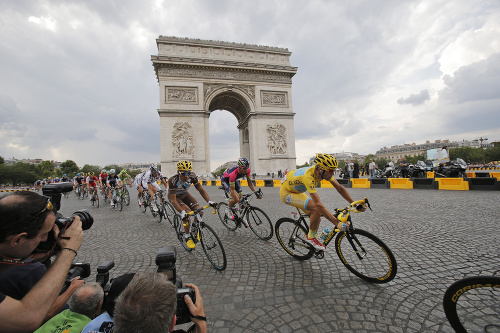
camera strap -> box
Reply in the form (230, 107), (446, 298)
(0, 255), (34, 266)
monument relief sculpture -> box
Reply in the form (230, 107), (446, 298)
(172, 122), (194, 157)
(267, 124), (287, 155)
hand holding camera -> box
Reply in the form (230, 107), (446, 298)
(184, 283), (206, 326)
(54, 216), (84, 254)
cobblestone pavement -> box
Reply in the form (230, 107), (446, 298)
(53, 186), (499, 332)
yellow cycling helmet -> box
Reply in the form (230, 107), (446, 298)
(314, 153), (338, 171)
(176, 160), (192, 172)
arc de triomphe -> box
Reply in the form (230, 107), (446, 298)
(151, 36), (298, 176)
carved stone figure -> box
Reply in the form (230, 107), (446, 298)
(172, 122), (194, 157)
(267, 124), (287, 155)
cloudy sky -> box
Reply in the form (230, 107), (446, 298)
(1, 0), (499, 170)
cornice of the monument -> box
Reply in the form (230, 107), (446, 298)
(157, 36), (290, 54)
(151, 55), (297, 73)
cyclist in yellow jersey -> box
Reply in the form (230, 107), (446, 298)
(280, 153), (365, 251)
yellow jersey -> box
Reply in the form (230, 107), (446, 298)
(281, 166), (321, 194)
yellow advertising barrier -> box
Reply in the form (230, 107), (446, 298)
(427, 172), (435, 178)
(206, 180), (212, 186)
(436, 178), (469, 190)
(216, 180), (221, 186)
(490, 172), (500, 180)
(321, 180), (334, 188)
(351, 178), (370, 188)
(255, 180), (265, 187)
(466, 172), (476, 178)
(388, 178), (413, 189)
(240, 179), (248, 186)
(273, 180), (282, 187)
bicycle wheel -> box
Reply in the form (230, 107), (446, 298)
(443, 276), (500, 333)
(275, 218), (314, 261)
(123, 189), (130, 206)
(95, 194), (99, 208)
(91, 193), (95, 207)
(246, 207), (273, 240)
(216, 202), (238, 231)
(199, 223), (227, 271)
(117, 197), (123, 211)
(335, 228), (397, 284)
(150, 198), (162, 223)
(139, 195), (147, 213)
(173, 215), (191, 251)
(162, 202), (177, 227)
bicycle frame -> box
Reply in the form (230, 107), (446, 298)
(290, 198), (370, 250)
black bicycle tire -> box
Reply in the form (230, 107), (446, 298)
(216, 202), (238, 231)
(117, 197), (123, 211)
(335, 228), (397, 284)
(247, 207), (273, 240)
(173, 214), (192, 252)
(275, 217), (314, 261)
(124, 189), (130, 205)
(96, 194), (99, 208)
(139, 194), (147, 213)
(163, 202), (177, 226)
(199, 223), (227, 271)
(443, 275), (500, 333)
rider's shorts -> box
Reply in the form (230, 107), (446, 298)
(171, 192), (200, 211)
(220, 178), (242, 194)
(88, 181), (97, 187)
(280, 187), (311, 213)
(143, 180), (161, 192)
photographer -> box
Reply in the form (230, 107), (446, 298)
(0, 191), (84, 333)
(113, 272), (206, 333)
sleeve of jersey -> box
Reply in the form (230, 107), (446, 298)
(246, 169), (251, 180)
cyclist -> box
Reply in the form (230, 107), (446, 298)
(220, 157), (262, 223)
(141, 164), (168, 211)
(118, 169), (132, 187)
(99, 169), (108, 199)
(106, 169), (122, 207)
(61, 174), (69, 182)
(86, 172), (99, 201)
(134, 170), (147, 206)
(74, 173), (84, 194)
(167, 160), (217, 249)
(280, 153), (365, 251)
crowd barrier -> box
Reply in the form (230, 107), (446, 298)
(201, 176), (499, 191)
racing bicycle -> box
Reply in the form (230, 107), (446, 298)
(89, 187), (99, 208)
(217, 188), (273, 241)
(118, 184), (130, 206)
(173, 204), (227, 271)
(443, 274), (500, 332)
(275, 198), (397, 284)
(110, 186), (124, 211)
(139, 190), (163, 222)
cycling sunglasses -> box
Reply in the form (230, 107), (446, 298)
(180, 171), (191, 176)
(24, 196), (53, 224)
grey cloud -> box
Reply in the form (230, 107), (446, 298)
(439, 53), (500, 103)
(397, 90), (430, 106)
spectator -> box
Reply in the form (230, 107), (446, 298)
(347, 160), (354, 178)
(400, 157), (409, 178)
(353, 160), (360, 178)
(114, 272), (206, 333)
(35, 283), (104, 333)
(81, 273), (135, 333)
(369, 159), (376, 178)
(0, 191), (84, 332)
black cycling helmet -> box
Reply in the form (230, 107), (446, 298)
(238, 157), (250, 168)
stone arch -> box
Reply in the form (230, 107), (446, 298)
(152, 36), (298, 176)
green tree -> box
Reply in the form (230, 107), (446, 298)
(37, 160), (55, 179)
(296, 161), (309, 169)
(0, 156), (4, 164)
(80, 164), (101, 175)
(129, 169), (143, 178)
(104, 164), (122, 173)
(484, 146), (500, 163)
(60, 160), (79, 177)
